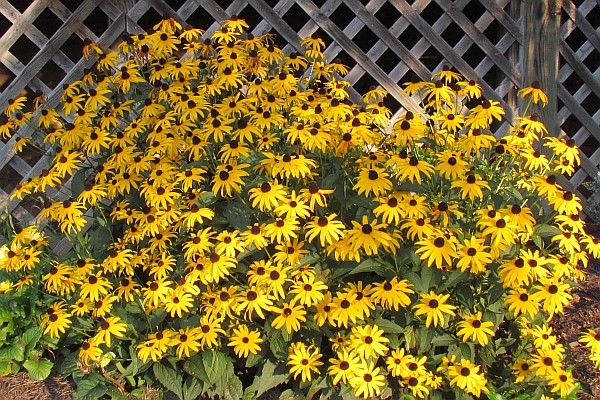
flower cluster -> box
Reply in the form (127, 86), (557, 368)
(1, 16), (598, 399)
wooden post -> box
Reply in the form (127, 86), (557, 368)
(522, 0), (562, 136)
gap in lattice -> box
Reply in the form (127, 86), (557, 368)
(419, 1), (444, 26)
(136, 7), (163, 32)
(562, 114), (582, 141)
(383, 95), (401, 114)
(420, 46), (444, 73)
(0, 163), (21, 193)
(581, 134), (600, 159)
(397, 24), (421, 50)
(60, 33), (86, 63)
(354, 73), (378, 96)
(565, 27), (587, 51)
(585, 4), (600, 26)
(83, 7), (111, 38)
(329, 2), (355, 31)
(376, 48), (402, 75)
(441, 21), (465, 48)
(33, 8), (64, 39)
(353, 25), (380, 53)
(36, 59), (66, 90)
(0, 63), (16, 92)
(482, 65), (505, 91)
(237, 6), (265, 33)
(581, 92), (600, 119)
(9, 35), (38, 65)
(461, 1), (487, 24)
(483, 19), (504, 46)
(374, 2), (402, 29)
(186, 6), (216, 30)
(282, 3), (311, 33)
(334, 49), (357, 71)
(0, 11), (11, 37)
(7, 0), (28, 13)
(562, 71), (585, 95)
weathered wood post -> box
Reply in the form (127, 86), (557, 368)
(522, 0), (563, 137)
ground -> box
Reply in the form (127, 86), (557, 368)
(0, 244), (599, 400)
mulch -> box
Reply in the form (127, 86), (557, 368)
(0, 373), (74, 400)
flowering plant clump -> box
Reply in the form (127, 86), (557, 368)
(1, 17), (599, 400)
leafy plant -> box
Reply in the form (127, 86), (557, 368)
(0, 16), (598, 400)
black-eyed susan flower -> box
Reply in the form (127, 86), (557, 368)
(531, 277), (572, 318)
(415, 230), (458, 269)
(354, 166), (393, 197)
(287, 342), (323, 382)
(350, 361), (386, 399)
(172, 327), (202, 358)
(94, 316), (127, 347)
(228, 324), (262, 358)
(413, 291), (456, 328)
(505, 287), (539, 318)
(304, 214), (345, 247)
(328, 350), (360, 386)
(271, 300), (307, 334)
(456, 311), (495, 346)
(348, 216), (391, 256)
(447, 358), (488, 397)
(349, 324), (389, 359)
(456, 236), (492, 274)
(371, 277), (414, 311)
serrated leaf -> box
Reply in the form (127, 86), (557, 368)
(374, 318), (404, 334)
(225, 199), (251, 231)
(22, 326), (43, 354)
(534, 223), (562, 237)
(0, 342), (24, 362)
(153, 362), (183, 399)
(202, 349), (228, 387)
(24, 358), (53, 381)
(183, 354), (210, 383)
(269, 329), (287, 358)
(182, 376), (203, 400)
(75, 377), (107, 400)
(244, 359), (289, 399)
(348, 259), (383, 276)
(441, 269), (468, 291)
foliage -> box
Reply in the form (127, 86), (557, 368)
(1, 16), (599, 400)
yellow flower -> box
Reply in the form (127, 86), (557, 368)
(228, 324), (262, 358)
(413, 291), (457, 328)
(456, 311), (495, 346)
(287, 343), (323, 382)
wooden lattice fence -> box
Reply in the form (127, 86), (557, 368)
(0, 0), (599, 240)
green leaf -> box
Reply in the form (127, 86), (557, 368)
(420, 266), (441, 291)
(71, 169), (87, 198)
(75, 376), (107, 400)
(0, 342), (24, 362)
(431, 334), (455, 347)
(347, 259), (384, 276)
(486, 283), (504, 305)
(244, 359), (289, 399)
(21, 326), (43, 354)
(418, 327), (435, 353)
(440, 269), (468, 291)
(182, 376), (204, 400)
(153, 361), (183, 399)
(534, 223), (562, 237)
(269, 328), (287, 358)
(375, 318), (404, 334)
(23, 358), (53, 381)
(201, 349), (227, 387)
(225, 199), (251, 231)
(183, 354), (210, 383)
